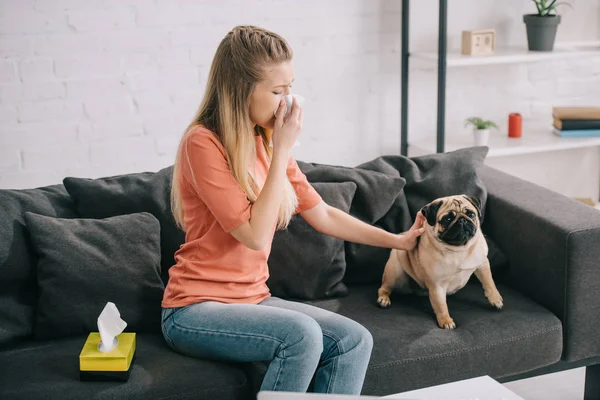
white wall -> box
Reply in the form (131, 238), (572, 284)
(0, 0), (599, 190)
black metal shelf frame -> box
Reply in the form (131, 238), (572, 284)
(401, 0), (448, 156)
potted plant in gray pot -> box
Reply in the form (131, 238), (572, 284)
(524, 0), (572, 51)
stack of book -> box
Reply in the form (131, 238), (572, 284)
(553, 107), (600, 137)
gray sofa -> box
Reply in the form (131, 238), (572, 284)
(2, 148), (600, 400)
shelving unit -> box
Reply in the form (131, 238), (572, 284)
(399, 0), (600, 156)
(411, 41), (600, 68)
(409, 125), (600, 158)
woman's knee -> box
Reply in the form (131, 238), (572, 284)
(282, 314), (323, 357)
(346, 321), (373, 354)
(355, 323), (373, 352)
(327, 319), (373, 356)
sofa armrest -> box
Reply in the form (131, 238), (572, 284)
(480, 165), (600, 362)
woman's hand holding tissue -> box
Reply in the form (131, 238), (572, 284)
(271, 96), (303, 154)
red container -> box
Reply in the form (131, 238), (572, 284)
(508, 113), (522, 138)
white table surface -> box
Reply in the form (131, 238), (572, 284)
(385, 376), (525, 400)
(257, 376), (526, 400)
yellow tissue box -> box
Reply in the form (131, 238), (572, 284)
(79, 332), (136, 381)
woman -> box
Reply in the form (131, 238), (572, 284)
(161, 25), (426, 395)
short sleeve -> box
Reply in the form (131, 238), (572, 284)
(183, 130), (252, 233)
(287, 156), (323, 214)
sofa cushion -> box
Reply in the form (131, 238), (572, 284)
(63, 166), (185, 285)
(296, 161), (406, 285)
(0, 334), (252, 400)
(24, 212), (165, 340)
(341, 147), (490, 284)
(0, 184), (78, 346)
(267, 181), (357, 300)
(302, 283), (562, 396)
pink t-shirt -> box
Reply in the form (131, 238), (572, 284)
(161, 126), (322, 308)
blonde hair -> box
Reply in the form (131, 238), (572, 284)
(171, 25), (298, 232)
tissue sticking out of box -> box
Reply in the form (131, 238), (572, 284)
(97, 302), (127, 353)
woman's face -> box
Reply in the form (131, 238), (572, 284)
(249, 61), (294, 130)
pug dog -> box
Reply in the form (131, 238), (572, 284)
(376, 195), (503, 329)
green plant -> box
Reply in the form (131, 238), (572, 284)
(464, 117), (499, 130)
(531, 0), (572, 16)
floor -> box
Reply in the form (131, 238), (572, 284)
(503, 367), (585, 400)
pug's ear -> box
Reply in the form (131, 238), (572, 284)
(421, 201), (443, 226)
(464, 195), (482, 218)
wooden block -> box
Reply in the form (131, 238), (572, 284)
(461, 29), (495, 56)
(574, 197), (596, 207)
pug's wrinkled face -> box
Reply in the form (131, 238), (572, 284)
(421, 195), (482, 246)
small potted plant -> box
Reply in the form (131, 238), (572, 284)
(524, 0), (572, 51)
(465, 117), (499, 147)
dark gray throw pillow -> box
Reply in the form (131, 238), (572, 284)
(297, 161), (405, 223)
(296, 161), (406, 285)
(0, 185), (77, 346)
(23, 212), (165, 340)
(63, 166), (185, 285)
(357, 146), (489, 222)
(267, 181), (357, 300)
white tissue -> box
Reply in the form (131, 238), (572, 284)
(273, 94), (305, 118)
(270, 94), (305, 148)
(97, 302), (127, 353)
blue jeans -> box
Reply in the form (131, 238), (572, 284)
(161, 296), (373, 394)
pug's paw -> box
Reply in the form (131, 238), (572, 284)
(377, 295), (391, 309)
(487, 290), (504, 310)
(437, 314), (456, 329)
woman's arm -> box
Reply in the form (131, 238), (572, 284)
(230, 98), (302, 250)
(301, 202), (426, 251)
(230, 149), (291, 250)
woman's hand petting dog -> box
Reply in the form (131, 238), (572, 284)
(394, 212), (426, 251)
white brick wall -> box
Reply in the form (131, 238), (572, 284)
(0, 0), (599, 189)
